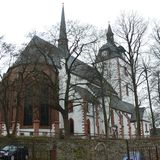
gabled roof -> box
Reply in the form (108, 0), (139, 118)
(13, 36), (64, 69)
(69, 56), (100, 84)
(110, 96), (134, 114)
(87, 82), (117, 97)
(110, 97), (148, 122)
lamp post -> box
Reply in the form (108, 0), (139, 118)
(112, 124), (118, 138)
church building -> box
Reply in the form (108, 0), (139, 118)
(0, 5), (150, 138)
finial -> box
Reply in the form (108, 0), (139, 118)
(106, 23), (114, 43)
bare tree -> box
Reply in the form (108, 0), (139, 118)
(115, 11), (148, 137)
(150, 21), (160, 129)
(30, 20), (99, 137)
(92, 59), (118, 138)
(58, 22), (98, 137)
(141, 60), (156, 135)
(151, 22), (160, 61)
(0, 37), (17, 137)
(85, 28), (120, 138)
(0, 16), (100, 138)
(149, 70), (160, 128)
(0, 37), (61, 137)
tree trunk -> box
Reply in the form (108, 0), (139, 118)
(101, 78), (109, 138)
(134, 88), (141, 137)
(62, 113), (69, 138)
(145, 69), (156, 135)
(158, 73), (160, 102)
(132, 70), (141, 137)
(102, 97), (108, 138)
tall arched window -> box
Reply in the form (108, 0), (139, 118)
(40, 104), (49, 126)
(87, 119), (90, 135)
(40, 83), (49, 126)
(23, 86), (33, 126)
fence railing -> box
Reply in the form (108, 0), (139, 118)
(0, 128), (150, 140)
(125, 140), (160, 160)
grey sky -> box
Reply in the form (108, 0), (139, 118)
(0, 0), (159, 44)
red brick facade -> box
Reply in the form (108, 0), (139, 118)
(0, 64), (59, 135)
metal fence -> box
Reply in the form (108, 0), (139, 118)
(124, 140), (160, 160)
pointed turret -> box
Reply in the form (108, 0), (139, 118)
(106, 24), (114, 44)
(58, 3), (69, 54)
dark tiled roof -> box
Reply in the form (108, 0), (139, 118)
(110, 96), (134, 113)
(68, 56), (116, 94)
(70, 57), (101, 85)
(96, 24), (125, 63)
(14, 36), (64, 68)
(95, 42), (125, 63)
(71, 85), (98, 104)
(72, 85), (134, 114)
(111, 96), (147, 121)
(87, 83), (117, 97)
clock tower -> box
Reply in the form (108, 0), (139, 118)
(95, 24), (132, 101)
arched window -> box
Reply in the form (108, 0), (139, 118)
(126, 83), (129, 96)
(23, 86), (33, 126)
(24, 74), (54, 127)
(40, 84), (49, 126)
(40, 104), (49, 126)
(87, 119), (90, 135)
(69, 118), (74, 135)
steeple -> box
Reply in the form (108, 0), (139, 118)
(58, 3), (68, 54)
(106, 24), (114, 44)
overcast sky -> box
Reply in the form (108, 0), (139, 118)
(0, 0), (159, 45)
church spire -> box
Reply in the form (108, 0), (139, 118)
(106, 24), (114, 44)
(58, 3), (68, 53)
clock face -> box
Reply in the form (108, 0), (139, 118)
(101, 50), (108, 56)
